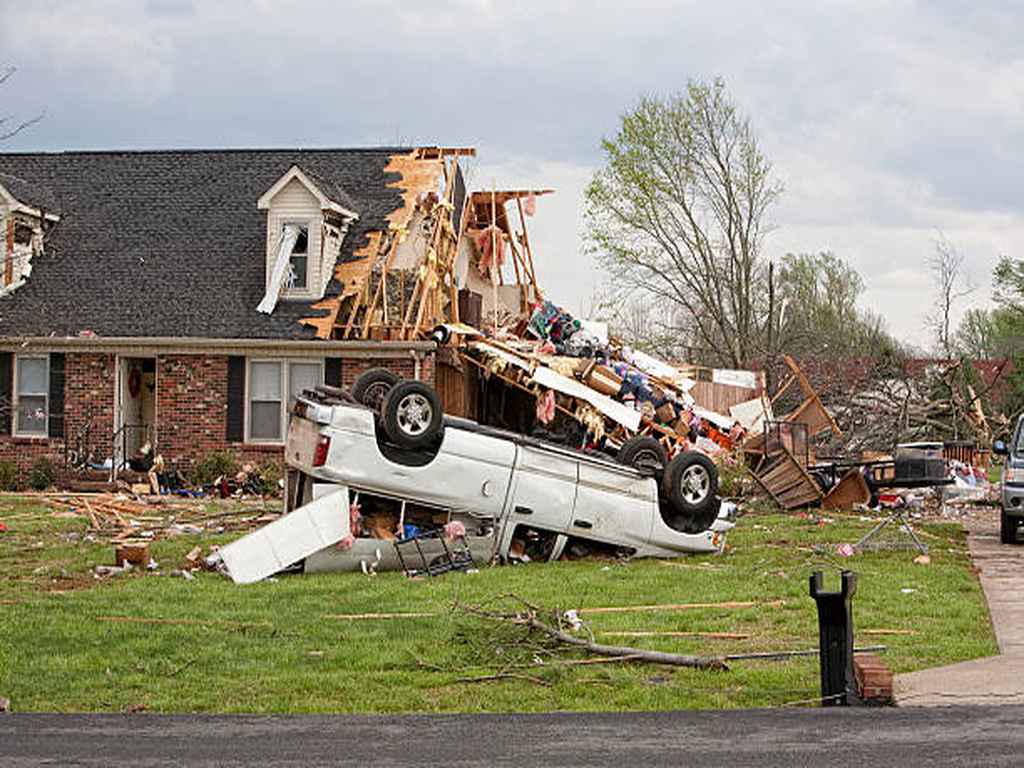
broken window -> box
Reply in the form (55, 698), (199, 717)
(287, 224), (309, 289)
(13, 222), (33, 246)
(248, 359), (323, 442)
(15, 355), (47, 436)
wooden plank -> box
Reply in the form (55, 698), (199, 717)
(822, 469), (871, 510)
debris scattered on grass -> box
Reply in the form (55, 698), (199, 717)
(0, 696), (10, 712)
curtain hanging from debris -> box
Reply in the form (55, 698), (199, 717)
(257, 223), (302, 314)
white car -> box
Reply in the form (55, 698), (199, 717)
(219, 378), (735, 584)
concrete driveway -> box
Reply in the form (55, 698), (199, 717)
(895, 514), (1024, 706)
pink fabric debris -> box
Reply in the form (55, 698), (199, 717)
(336, 535), (355, 551)
(537, 340), (556, 356)
(836, 543), (855, 558)
(473, 226), (507, 276)
(523, 193), (536, 216)
(536, 389), (556, 425)
(444, 521), (466, 541)
(349, 501), (362, 537)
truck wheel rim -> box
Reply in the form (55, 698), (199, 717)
(397, 393), (432, 436)
(680, 465), (710, 504)
(364, 381), (391, 409)
(634, 448), (664, 475)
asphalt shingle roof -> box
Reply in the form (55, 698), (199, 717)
(0, 148), (409, 339)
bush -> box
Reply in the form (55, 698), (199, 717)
(715, 454), (752, 499)
(27, 458), (56, 491)
(256, 461), (284, 497)
(191, 450), (238, 487)
(0, 460), (18, 491)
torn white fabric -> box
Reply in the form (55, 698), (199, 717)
(257, 223), (301, 314)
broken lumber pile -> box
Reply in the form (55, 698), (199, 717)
(42, 493), (280, 543)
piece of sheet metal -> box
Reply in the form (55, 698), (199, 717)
(531, 365), (642, 432)
(220, 487), (349, 584)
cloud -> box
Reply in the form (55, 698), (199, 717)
(0, 0), (1021, 350)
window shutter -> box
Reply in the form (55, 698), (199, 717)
(0, 352), (11, 435)
(226, 356), (246, 442)
(48, 352), (65, 438)
(325, 357), (342, 388)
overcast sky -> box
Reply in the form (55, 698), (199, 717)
(2, 0), (1019, 348)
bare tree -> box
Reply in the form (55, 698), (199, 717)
(926, 235), (973, 357)
(0, 67), (44, 141)
(584, 79), (782, 368)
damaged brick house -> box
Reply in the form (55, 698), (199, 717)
(0, 147), (468, 480)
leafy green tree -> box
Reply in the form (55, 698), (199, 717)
(584, 79), (782, 368)
(773, 251), (896, 358)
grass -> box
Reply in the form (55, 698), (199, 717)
(0, 494), (998, 713)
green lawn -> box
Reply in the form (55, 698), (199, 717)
(0, 495), (997, 713)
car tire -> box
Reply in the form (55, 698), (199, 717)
(351, 368), (402, 411)
(662, 451), (719, 532)
(382, 380), (444, 450)
(616, 436), (668, 478)
(1001, 510), (1017, 545)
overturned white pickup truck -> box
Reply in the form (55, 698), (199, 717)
(219, 376), (736, 584)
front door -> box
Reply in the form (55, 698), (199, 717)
(115, 356), (157, 469)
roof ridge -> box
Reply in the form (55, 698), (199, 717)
(0, 146), (413, 157)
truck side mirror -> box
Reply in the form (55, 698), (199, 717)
(994, 440), (1008, 456)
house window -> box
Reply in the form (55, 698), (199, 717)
(287, 224), (309, 290)
(14, 355), (48, 436)
(247, 359), (323, 442)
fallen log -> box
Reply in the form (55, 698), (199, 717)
(524, 615), (727, 670)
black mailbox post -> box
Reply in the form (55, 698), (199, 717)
(809, 570), (857, 706)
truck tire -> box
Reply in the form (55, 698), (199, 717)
(351, 368), (401, 411)
(662, 451), (719, 532)
(382, 380), (444, 450)
(1001, 510), (1017, 545)
(616, 436), (668, 478)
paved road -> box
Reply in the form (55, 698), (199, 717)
(3, 706), (1023, 767)
(896, 515), (1024, 705)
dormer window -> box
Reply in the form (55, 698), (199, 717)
(287, 223), (309, 290)
(0, 175), (60, 294)
(256, 166), (358, 315)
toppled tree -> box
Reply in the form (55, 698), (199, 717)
(584, 79), (782, 368)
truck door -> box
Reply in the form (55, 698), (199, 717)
(572, 462), (656, 550)
(500, 446), (578, 550)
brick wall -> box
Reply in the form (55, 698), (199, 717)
(0, 352), (115, 479)
(0, 348), (435, 487)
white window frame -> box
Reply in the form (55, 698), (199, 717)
(13, 354), (48, 437)
(245, 358), (324, 444)
(280, 219), (314, 299)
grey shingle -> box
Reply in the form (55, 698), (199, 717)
(0, 148), (407, 339)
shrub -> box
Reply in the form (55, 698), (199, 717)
(715, 454), (751, 499)
(0, 460), (18, 491)
(27, 458), (56, 491)
(256, 461), (284, 497)
(191, 450), (238, 487)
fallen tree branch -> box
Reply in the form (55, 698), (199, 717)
(451, 672), (551, 687)
(523, 614), (727, 670)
